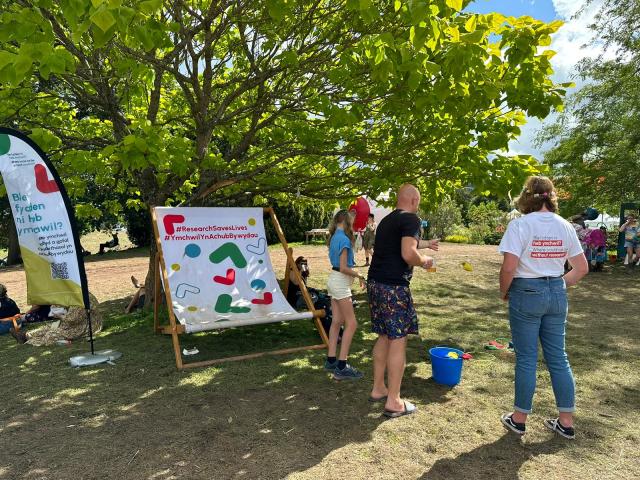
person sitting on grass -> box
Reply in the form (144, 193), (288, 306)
(0, 283), (21, 334)
(98, 232), (119, 255)
(10, 304), (52, 343)
(125, 275), (146, 313)
(11, 294), (102, 346)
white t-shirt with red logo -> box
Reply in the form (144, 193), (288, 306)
(498, 212), (584, 278)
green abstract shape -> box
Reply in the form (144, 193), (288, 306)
(0, 134), (10, 155)
(214, 294), (251, 314)
(209, 242), (247, 268)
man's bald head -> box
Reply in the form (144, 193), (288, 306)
(396, 184), (421, 213)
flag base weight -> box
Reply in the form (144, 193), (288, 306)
(69, 349), (122, 367)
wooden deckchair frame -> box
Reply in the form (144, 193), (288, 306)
(151, 207), (328, 369)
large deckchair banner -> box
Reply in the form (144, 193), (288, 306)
(0, 128), (88, 307)
(154, 207), (313, 332)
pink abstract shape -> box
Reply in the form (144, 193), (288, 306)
(251, 292), (273, 305)
(213, 268), (236, 286)
(34, 164), (59, 194)
(163, 214), (185, 235)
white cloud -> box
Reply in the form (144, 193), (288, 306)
(508, 0), (606, 158)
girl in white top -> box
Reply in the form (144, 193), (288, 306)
(498, 176), (588, 440)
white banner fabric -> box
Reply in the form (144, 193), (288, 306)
(154, 207), (313, 332)
(0, 130), (85, 306)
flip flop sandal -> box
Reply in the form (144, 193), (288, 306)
(383, 401), (417, 418)
(368, 395), (388, 403)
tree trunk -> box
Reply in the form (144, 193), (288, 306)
(6, 215), (22, 265)
(143, 239), (158, 308)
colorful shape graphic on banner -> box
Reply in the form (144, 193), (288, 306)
(0, 129), (89, 308)
(154, 207), (313, 332)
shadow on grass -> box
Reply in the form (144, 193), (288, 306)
(421, 434), (564, 480)
(0, 293), (451, 479)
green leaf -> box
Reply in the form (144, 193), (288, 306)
(461, 30), (484, 43)
(465, 15), (477, 33)
(538, 34), (552, 46)
(423, 61), (440, 75)
(445, 0), (463, 11)
(90, 8), (116, 32)
(394, 0), (402, 12)
(408, 70), (422, 90)
(266, 0), (285, 21)
(139, 0), (162, 14)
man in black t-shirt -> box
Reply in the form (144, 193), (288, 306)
(367, 184), (439, 418)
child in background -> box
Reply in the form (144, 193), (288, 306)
(325, 209), (366, 380)
(584, 226), (608, 271)
(619, 214), (640, 266)
(362, 214), (376, 266)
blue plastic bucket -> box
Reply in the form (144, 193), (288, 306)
(429, 346), (464, 386)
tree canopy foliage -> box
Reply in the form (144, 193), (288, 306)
(0, 0), (564, 217)
(542, 0), (640, 214)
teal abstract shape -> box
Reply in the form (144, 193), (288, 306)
(184, 243), (201, 258)
(0, 134), (10, 155)
(250, 279), (266, 291)
(209, 242), (247, 268)
(214, 294), (251, 314)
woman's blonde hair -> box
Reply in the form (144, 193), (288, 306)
(328, 209), (355, 245)
(514, 176), (558, 214)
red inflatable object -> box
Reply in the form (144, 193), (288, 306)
(349, 197), (370, 231)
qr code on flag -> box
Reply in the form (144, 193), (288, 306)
(51, 262), (69, 280)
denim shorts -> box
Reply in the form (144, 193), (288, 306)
(624, 239), (639, 249)
(367, 279), (418, 339)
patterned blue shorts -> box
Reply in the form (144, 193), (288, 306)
(367, 279), (418, 339)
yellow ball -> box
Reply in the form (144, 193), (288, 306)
(447, 352), (459, 359)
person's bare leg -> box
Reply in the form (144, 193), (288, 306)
(125, 289), (142, 313)
(371, 335), (389, 398)
(336, 297), (357, 361)
(625, 246), (633, 264)
(635, 246), (640, 265)
(327, 298), (344, 358)
(384, 336), (408, 412)
(558, 412), (574, 428)
(512, 412), (528, 424)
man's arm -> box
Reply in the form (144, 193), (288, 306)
(417, 239), (439, 251)
(402, 237), (433, 269)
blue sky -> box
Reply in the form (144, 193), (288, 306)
(462, 1), (602, 159)
(468, 0), (557, 22)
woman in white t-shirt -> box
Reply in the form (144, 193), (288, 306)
(498, 176), (588, 440)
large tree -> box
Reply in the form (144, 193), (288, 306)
(0, 0), (565, 292)
(542, 0), (640, 214)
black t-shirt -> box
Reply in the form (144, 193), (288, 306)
(0, 297), (20, 318)
(368, 209), (421, 286)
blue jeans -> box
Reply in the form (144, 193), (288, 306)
(508, 277), (575, 414)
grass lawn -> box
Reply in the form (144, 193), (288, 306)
(0, 243), (638, 479)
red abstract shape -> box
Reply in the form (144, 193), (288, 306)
(348, 197), (370, 232)
(213, 268), (236, 286)
(251, 292), (273, 305)
(163, 214), (185, 235)
(34, 164), (60, 194)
